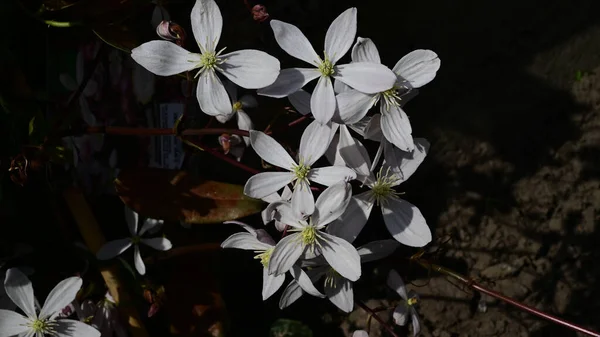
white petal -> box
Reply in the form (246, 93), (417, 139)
(219, 50), (280, 89)
(39, 277), (82, 319)
(244, 172), (294, 199)
(308, 166), (356, 186)
(325, 277), (354, 312)
(392, 304), (409, 326)
(324, 8), (357, 64)
(382, 198), (431, 247)
(272, 202), (306, 229)
(96, 239), (132, 260)
(353, 331), (369, 337)
(258, 68), (320, 98)
(133, 246), (146, 275)
(223, 78), (238, 102)
(299, 120), (332, 166)
(385, 138), (429, 182)
(387, 269), (407, 299)
(314, 182), (352, 227)
(291, 181), (315, 217)
(240, 94), (257, 108)
(279, 281), (303, 309)
(131, 41), (200, 76)
(326, 191), (373, 243)
(351, 37), (381, 63)
(55, 318), (101, 337)
(290, 266), (325, 298)
(236, 110), (253, 146)
(139, 218), (164, 236)
(393, 50), (440, 88)
(140, 237), (172, 251)
(281, 186), (293, 200)
(221, 233), (271, 251)
(250, 130), (296, 170)
(318, 232), (361, 281)
(324, 133), (344, 166)
(80, 98), (97, 126)
(338, 125), (372, 177)
(334, 62), (396, 94)
(411, 308), (422, 336)
(270, 20), (319, 66)
(262, 192), (282, 204)
(364, 113), (383, 141)
(190, 0), (222, 52)
(262, 269), (286, 301)
(288, 89), (311, 115)
(357, 240), (399, 263)
(334, 89), (377, 124)
(4, 268), (36, 318)
(333, 78), (350, 94)
(268, 233), (304, 276)
(0, 309), (29, 336)
(310, 76), (336, 124)
(197, 71), (232, 116)
(380, 104), (414, 152)
(124, 206), (138, 235)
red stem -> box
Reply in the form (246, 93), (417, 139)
(80, 126), (249, 138)
(355, 301), (399, 337)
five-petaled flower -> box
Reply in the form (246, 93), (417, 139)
(387, 269), (422, 337)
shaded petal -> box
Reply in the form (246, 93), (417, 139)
(324, 133), (344, 166)
(364, 113), (383, 141)
(55, 318), (101, 337)
(326, 191), (373, 243)
(236, 109), (253, 146)
(219, 50), (280, 89)
(258, 68), (320, 98)
(133, 246), (146, 275)
(325, 7), (357, 64)
(0, 309), (29, 336)
(197, 70), (232, 116)
(351, 37), (381, 63)
(308, 166), (356, 186)
(191, 0), (222, 52)
(314, 182), (352, 227)
(262, 268), (286, 300)
(334, 89), (377, 125)
(385, 138), (429, 182)
(357, 240), (399, 263)
(353, 331), (369, 337)
(292, 181), (315, 217)
(240, 94), (258, 108)
(131, 41), (200, 76)
(272, 202), (306, 229)
(334, 78), (350, 94)
(380, 104), (414, 152)
(140, 237), (172, 251)
(392, 304), (409, 326)
(39, 277), (82, 319)
(139, 218), (164, 236)
(3, 269), (35, 318)
(96, 239), (132, 260)
(268, 233), (304, 276)
(318, 232), (361, 281)
(288, 89), (311, 115)
(310, 76), (336, 124)
(279, 280), (303, 309)
(244, 172), (294, 199)
(325, 277), (354, 312)
(250, 131), (296, 170)
(221, 233), (271, 251)
(338, 125), (372, 177)
(290, 266), (325, 298)
(393, 50), (440, 88)
(270, 20), (319, 66)
(411, 308), (422, 336)
(299, 120), (332, 166)
(382, 198), (431, 247)
(334, 62), (396, 94)
(124, 206), (138, 235)
(387, 269), (407, 299)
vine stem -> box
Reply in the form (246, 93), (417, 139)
(415, 259), (600, 337)
(356, 301), (400, 337)
(77, 126), (250, 138)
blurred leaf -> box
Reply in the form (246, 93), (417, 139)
(115, 168), (264, 224)
(44, 145), (72, 165)
(94, 22), (141, 53)
(28, 116), (35, 135)
(270, 319), (313, 337)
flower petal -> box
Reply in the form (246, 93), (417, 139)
(3, 268), (35, 318)
(299, 120), (332, 166)
(290, 266), (325, 298)
(268, 233), (304, 276)
(55, 318), (101, 337)
(387, 269), (407, 299)
(392, 304), (409, 326)
(318, 231), (361, 281)
(288, 89), (311, 115)
(326, 191), (373, 243)
(380, 104), (414, 152)
(236, 110), (253, 146)
(308, 166), (356, 186)
(140, 237), (172, 251)
(133, 246), (146, 275)
(334, 89), (377, 124)
(262, 268), (285, 301)
(124, 207), (138, 235)
(39, 277), (82, 319)
(325, 276), (354, 312)
(314, 182), (352, 227)
(292, 181), (315, 217)
(139, 218), (164, 236)
(338, 125), (372, 178)
(324, 133), (344, 166)
(244, 172), (294, 199)
(221, 233), (271, 251)
(270, 20), (320, 66)
(219, 50), (280, 89)
(131, 41), (200, 76)
(411, 308), (422, 337)
(258, 68), (320, 98)
(0, 309), (29, 336)
(197, 70), (232, 116)
(271, 202), (306, 229)
(353, 331), (369, 337)
(364, 113), (383, 141)
(310, 76), (336, 124)
(96, 239), (132, 260)
(334, 78), (350, 94)
(191, 0), (222, 52)
(250, 130), (296, 170)
(385, 138), (429, 182)
(351, 37), (381, 63)
(393, 50), (440, 88)
(279, 281), (304, 309)
(240, 94), (258, 108)
(357, 240), (399, 263)
(324, 8), (357, 64)
(382, 198), (431, 247)
(334, 62), (396, 94)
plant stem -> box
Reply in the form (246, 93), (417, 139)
(356, 301), (399, 337)
(79, 126), (250, 138)
(415, 259), (600, 337)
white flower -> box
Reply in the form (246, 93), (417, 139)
(336, 37), (440, 151)
(353, 331), (369, 337)
(96, 207), (172, 275)
(387, 269), (421, 337)
(131, 0), (280, 116)
(258, 8), (397, 124)
(261, 186), (293, 231)
(0, 268), (100, 337)
(327, 126), (431, 247)
(94, 292), (127, 337)
(244, 121), (356, 216)
(217, 80), (258, 146)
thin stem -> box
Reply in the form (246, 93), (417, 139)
(356, 301), (399, 337)
(182, 137), (260, 175)
(77, 126), (250, 138)
(415, 259), (600, 337)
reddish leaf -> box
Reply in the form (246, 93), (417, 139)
(115, 168), (264, 224)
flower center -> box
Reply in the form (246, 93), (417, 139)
(380, 87), (402, 110)
(292, 161), (311, 184)
(232, 101), (243, 111)
(194, 47), (227, 78)
(407, 296), (418, 306)
(324, 268), (340, 288)
(131, 236), (141, 245)
(29, 318), (57, 334)
(369, 167), (401, 206)
(254, 248), (274, 268)
(318, 55), (335, 77)
(300, 226), (318, 246)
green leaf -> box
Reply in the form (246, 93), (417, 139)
(270, 319), (313, 337)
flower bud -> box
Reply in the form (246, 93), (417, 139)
(156, 20), (186, 44)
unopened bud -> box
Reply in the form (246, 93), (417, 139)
(251, 4), (270, 22)
(156, 20), (186, 44)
